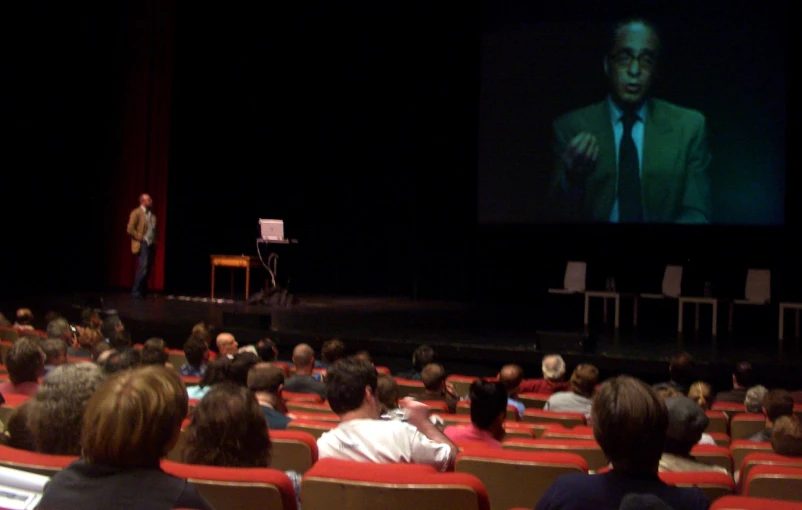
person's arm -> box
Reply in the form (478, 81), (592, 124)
(126, 210), (142, 240)
(676, 113), (712, 224)
(548, 119), (599, 220)
(401, 398), (459, 470)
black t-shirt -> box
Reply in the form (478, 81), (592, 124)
(283, 374), (326, 399)
(38, 459), (214, 510)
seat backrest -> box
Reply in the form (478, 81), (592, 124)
(166, 349), (188, 369)
(730, 414), (766, 441)
(708, 432), (731, 448)
(705, 411), (729, 435)
(663, 265), (683, 297)
(518, 393), (551, 410)
(287, 419), (337, 440)
(446, 375), (479, 399)
(394, 378), (425, 399)
(739, 452), (802, 489)
(690, 444), (733, 474)
(301, 458), (489, 510)
(0, 445), (77, 476)
(286, 402), (332, 414)
(162, 460), (297, 510)
(502, 438), (607, 471)
(744, 269), (770, 302)
(288, 411), (339, 423)
(455, 448), (587, 510)
(564, 262), (587, 292)
(0, 394), (32, 425)
(282, 391), (323, 403)
(729, 441), (774, 474)
(711, 495), (802, 510)
(658, 471), (735, 501)
(522, 409), (586, 428)
(711, 402), (747, 416)
(541, 427), (594, 440)
(270, 430), (318, 474)
(744, 464), (802, 502)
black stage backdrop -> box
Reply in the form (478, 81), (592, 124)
(1, 1), (799, 306)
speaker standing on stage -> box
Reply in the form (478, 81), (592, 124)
(127, 193), (157, 299)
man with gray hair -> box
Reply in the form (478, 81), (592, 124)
(519, 354), (570, 395)
(46, 318), (74, 345)
(283, 343), (326, 399)
(745, 385), (769, 414)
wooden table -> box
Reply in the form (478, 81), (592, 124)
(210, 255), (261, 300)
(584, 291), (621, 329)
(678, 296), (719, 336)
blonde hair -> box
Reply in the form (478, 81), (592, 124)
(81, 365), (187, 467)
(687, 381), (712, 410)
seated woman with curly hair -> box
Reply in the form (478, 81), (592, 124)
(37, 365), (213, 510)
(182, 383), (301, 506)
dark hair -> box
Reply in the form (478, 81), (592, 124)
(41, 338), (68, 364)
(184, 335), (209, 368)
(104, 347), (141, 374)
(199, 357), (232, 389)
(771, 416), (802, 457)
(101, 314), (123, 339)
(592, 376), (668, 473)
(606, 17), (661, 56)
(91, 342), (112, 362)
(183, 383), (271, 468)
(321, 339), (346, 364)
(765, 389), (795, 422)
(412, 345), (437, 373)
(141, 338), (168, 366)
(3, 401), (36, 451)
(469, 380), (508, 430)
(668, 352), (694, 387)
(376, 374), (399, 413)
(228, 352), (259, 386)
(255, 338), (278, 362)
(325, 358), (378, 415)
(734, 361), (755, 388)
(108, 330), (132, 350)
(6, 338), (44, 385)
(247, 363), (285, 393)
(570, 364), (599, 398)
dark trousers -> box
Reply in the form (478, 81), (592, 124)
(132, 243), (155, 297)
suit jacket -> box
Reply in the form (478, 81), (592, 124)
(550, 99), (711, 223)
(127, 207), (157, 255)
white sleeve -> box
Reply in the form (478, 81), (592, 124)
(406, 425), (453, 472)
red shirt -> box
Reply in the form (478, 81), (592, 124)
(443, 424), (502, 448)
(518, 378), (570, 395)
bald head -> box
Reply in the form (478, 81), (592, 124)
(499, 364), (524, 394)
(216, 332), (238, 356)
(292, 343), (315, 372)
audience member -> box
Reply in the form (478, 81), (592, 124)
(284, 343), (326, 399)
(108, 329), (132, 350)
(376, 373), (401, 418)
(216, 332), (239, 358)
(181, 335), (209, 377)
(227, 352), (259, 387)
(771, 416), (802, 457)
(714, 361), (754, 403)
(38, 366), (212, 510)
(187, 356), (231, 399)
(544, 363), (599, 423)
(498, 364), (526, 417)
(140, 337), (169, 367)
(70, 327), (103, 358)
(687, 381), (713, 410)
(182, 383), (301, 506)
(100, 314), (125, 342)
(80, 308), (102, 330)
(191, 322), (217, 359)
(749, 389), (795, 442)
(0, 338), (44, 396)
(13, 308), (34, 330)
(444, 379), (507, 448)
(41, 338), (68, 375)
(248, 363), (291, 429)
(317, 357), (457, 470)
(519, 354), (571, 394)
(46, 317), (74, 345)
(2, 400), (36, 451)
(102, 347), (141, 375)
(255, 337), (278, 362)
(96, 348), (116, 366)
(536, 376), (709, 510)
(397, 344), (437, 380)
(27, 362), (106, 455)
(744, 385), (769, 414)
(408, 363), (458, 413)
(353, 350), (372, 364)
(319, 339), (346, 368)
(658, 396), (728, 474)
(91, 342), (111, 363)
(653, 352), (694, 395)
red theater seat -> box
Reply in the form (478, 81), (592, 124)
(502, 438), (607, 471)
(711, 495), (802, 509)
(0, 444), (77, 476)
(282, 391), (323, 403)
(522, 409), (587, 428)
(744, 464), (802, 502)
(730, 414), (766, 441)
(739, 452), (802, 489)
(162, 460), (297, 510)
(270, 429), (319, 474)
(301, 458), (490, 510)
(658, 471), (736, 501)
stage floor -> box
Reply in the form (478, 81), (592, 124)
(27, 291), (801, 391)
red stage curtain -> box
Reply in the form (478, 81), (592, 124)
(107, 0), (175, 291)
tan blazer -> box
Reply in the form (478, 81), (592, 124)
(127, 207), (157, 254)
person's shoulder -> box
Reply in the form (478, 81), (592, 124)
(650, 98), (706, 125)
(555, 101), (607, 128)
(665, 484), (710, 510)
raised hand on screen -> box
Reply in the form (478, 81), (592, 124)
(562, 132), (599, 180)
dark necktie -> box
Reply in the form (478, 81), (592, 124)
(618, 112), (643, 222)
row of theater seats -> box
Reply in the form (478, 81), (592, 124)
(1, 441), (801, 510)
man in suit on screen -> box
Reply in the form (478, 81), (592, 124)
(127, 193), (157, 298)
(549, 18), (711, 223)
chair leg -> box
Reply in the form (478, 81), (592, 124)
(614, 296), (620, 329)
(712, 301), (718, 337)
(583, 293), (590, 327)
(678, 301), (683, 333)
(603, 298), (608, 325)
(779, 306), (784, 341)
(633, 297), (639, 327)
(795, 310), (800, 338)
(694, 303), (700, 331)
(728, 302), (734, 334)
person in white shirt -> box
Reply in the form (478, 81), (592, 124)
(316, 357), (457, 471)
